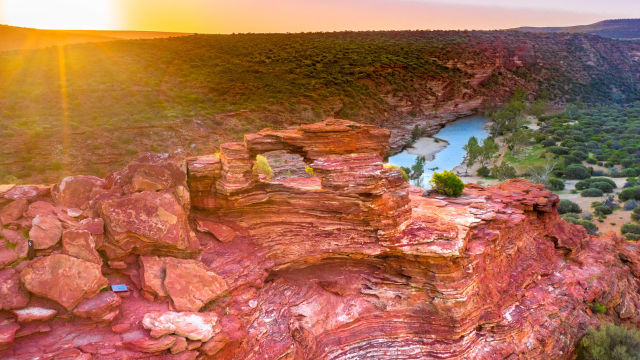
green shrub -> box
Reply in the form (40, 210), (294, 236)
(490, 162), (517, 181)
(624, 233), (640, 241)
(631, 207), (640, 222)
(581, 188), (604, 197)
(591, 182), (614, 193)
(586, 157), (597, 164)
(547, 178), (565, 191)
(545, 146), (570, 155)
(563, 216), (599, 235)
(125, 148), (139, 156)
(565, 165), (591, 180)
(253, 155), (273, 179)
(594, 205), (613, 215)
(477, 166), (490, 178)
(621, 223), (640, 235)
(576, 323), (640, 360)
(557, 199), (582, 214)
(429, 170), (465, 197)
(619, 186), (640, 202)
(2, 130), (15, 138)
(385, 164), (409, 182)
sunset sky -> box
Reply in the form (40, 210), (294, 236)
(0, 0), (638, 33)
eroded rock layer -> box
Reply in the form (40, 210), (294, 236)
(0, 119), (639, 359)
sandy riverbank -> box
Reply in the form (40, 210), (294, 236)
(405, 137), (449, 160)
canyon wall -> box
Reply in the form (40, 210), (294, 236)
(0, 120), (639, 359)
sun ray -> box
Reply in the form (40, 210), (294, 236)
(57, 44), (70, 175)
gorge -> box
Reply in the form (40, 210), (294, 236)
(0, 119), (638, 359)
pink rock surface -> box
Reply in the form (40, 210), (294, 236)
(195, 219), (236, 243)
(164, 258), (228, 312)
(29, 214), (63, 250)
(11, 307), (57, 323)
(142, 312), (219, 342)
(20, 254), (108, 310)
(72, 291), (121, 322)
(51, 175), (105, 208)
(62, 229), (102, 265)
(0, 269), (29, 310)
(0, 199), (28, 225)
(99, 191), (200, 260)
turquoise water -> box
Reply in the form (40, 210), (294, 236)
(387, 115), (490, 188)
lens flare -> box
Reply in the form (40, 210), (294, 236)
(2, 0), (114, 30)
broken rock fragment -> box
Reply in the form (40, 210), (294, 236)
(73, 291), (122, 322)
(29, 214), (63, 249)
(20, 254), (108, 310)
(142, 311), (219, 342)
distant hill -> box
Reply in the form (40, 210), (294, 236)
(0, 25), (192, 51)
(514, 19), (640, 40)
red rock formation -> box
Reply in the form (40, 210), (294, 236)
(0, 120), (640, 359)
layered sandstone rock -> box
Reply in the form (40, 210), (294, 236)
(1, 120), (640, 360)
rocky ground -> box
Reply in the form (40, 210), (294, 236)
(0, 120), (639, 359)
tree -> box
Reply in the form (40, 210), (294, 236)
(478, 137), (500, 166)
(566, 103), (580, 119)
(527, 153), (563, 185)
(506, 129), (531, 159)
(529, 99), (551, 118)
(463, 136), (480, 175)
(411, 156), (427, 178)
(430, 171), (465, 197)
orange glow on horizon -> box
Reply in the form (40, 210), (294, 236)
(57, 45), (70, 175)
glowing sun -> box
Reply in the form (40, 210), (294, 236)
(2, 0), (115, 30)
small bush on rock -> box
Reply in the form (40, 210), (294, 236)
(430, 171), (465, 197)
(253, 155), (273, 179)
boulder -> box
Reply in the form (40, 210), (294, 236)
(29, 214), (63, 249)
(99, 191), (200, 260)
(200, 332), (229, 356)
(62, 229), (102, 265)
(11, 307), (57, 323)
(0, 199), (28, 225)
(139, 256), (170, 300)
(138, 256), (227, 311)
(51, 176), (105, 208)
(142, 312), (219, 342)
(73, 291), (121, 322)
(0, 269), (29, 310)
(104, 152), (187, 194)
(164, 258), (228, 312)
(20, 254), (108, 310)
(24, 201), (55, 220)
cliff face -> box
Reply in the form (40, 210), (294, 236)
(0, 120), (639, 359)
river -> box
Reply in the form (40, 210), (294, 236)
(387, 115), (490, 188)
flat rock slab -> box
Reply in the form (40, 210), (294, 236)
(29, 214), (63, 250)
(0, 199), (28, 225)
(164, 259), (228, 312)
(62, 229), (102, 265)
(195, 219), (236, 243)
(142, 312), (219, 342)
(12, 307), (57, 323)
(20, 254), (108, 310)
(73, 291), (121, 322)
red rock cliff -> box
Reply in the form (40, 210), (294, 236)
(0, 119), (639, 359)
